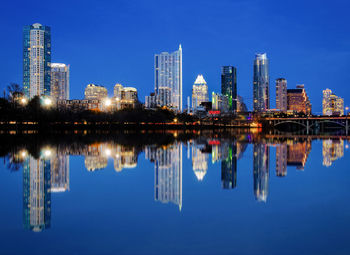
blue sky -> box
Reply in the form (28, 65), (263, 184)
(0, 0), (349, 113)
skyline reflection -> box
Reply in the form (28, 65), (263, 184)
(2, 132), (348, 232)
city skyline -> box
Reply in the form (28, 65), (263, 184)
(1, 0), (349, 114)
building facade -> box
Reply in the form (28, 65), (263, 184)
(212, 92), (229, 113)
(192, 75), (208, 110)
(221, 66), (237, 112)
(84, 84), (107, 100)
(120, 87), (138, 109)
(323, 89), (344, 115)
(253, 53), (269, 112)
(276, 78), (287, 111)
(287, 85), (312, 114)
(154, 45), (182, 111)
(23, 23), (51, 99)
(51, 63), (70, 101)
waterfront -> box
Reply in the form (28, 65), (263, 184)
(0, 130), (349, 254)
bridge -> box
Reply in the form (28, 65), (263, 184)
(262, 116), (350, 134)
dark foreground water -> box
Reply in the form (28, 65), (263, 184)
(0, 130), (349, 255)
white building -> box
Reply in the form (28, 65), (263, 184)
(154, 45), (182, 111)
(192, 75), (208, 110)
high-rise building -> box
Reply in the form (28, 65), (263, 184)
(154, 45), (182, 111)
(221, 66), (237, 112)
(253, 144), (269, 202)
(192, 75), (209, 110)
(276, 78), (287, 111)
(84, 84), (108, 100)
(287, 84), (312, 114)
(253, 53), (269, 112)
(323, 89), (344, 115)
(23, 23), (51, 99)
(23, 153), (51, 232)
(51, 63), (70, 101)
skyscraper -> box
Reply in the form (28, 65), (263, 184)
(84, 84), (108, 100)
(23, 23), (51, 99)
(192, 75), (208, 110)
(221, 66), (237, 112)
(154, 45), (182, 111)
(253, 53), (269, 112)
(51, 63), (70, 101)
(276, 78), (287, 111)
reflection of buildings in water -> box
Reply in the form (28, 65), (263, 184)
(287, 140), (311, 170)
(221, 142), (237, 189)
(114, 146), (138, 172)
(23, 154), (51, 232)
(322, 139), (344, 167)
(191, 143), (208, 181)
(84, 143), (109, 171)
(50, 154), (70, 192)
(276, 144), (287, 177)
(146, 143), (182, 210)
(236, 142), (248, 160)
(253, 144), (269, 202)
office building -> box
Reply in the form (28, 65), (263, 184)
(253, 53), (269, 112)
(276, 78), (287, 111)
(323, 89), (344, 115)
(287, 85), (312, 114)
(51, 63), (70, 101)
(192, 75), (208, 110)
(114, 83), (123, 100)
(84, 84), (107, 100)
(23, 23), (51, 99)
(221, 66), (237, 112)
(154, 45), (182, 111)
(212, 92), (229, 113)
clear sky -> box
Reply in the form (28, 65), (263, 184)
(0, 0), (349, 113)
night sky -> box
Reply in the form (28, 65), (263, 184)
(1, 0), (349, 113)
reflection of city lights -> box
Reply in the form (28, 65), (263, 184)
(20, 150), (27, 158)
(346, 144), (349, 149)
(105, 149), (111, 156)
(43, 149), (52, 157)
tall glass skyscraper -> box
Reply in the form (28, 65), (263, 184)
(154, 45), (182, 111)
(221, 66), (237, 112)
(253, 53), (269, 112)
(192, 74), (208, 110)
(51, 63), (70, 101)
(23, 23), (51, 99)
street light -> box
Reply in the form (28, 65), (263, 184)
(20, 98), (27, 106)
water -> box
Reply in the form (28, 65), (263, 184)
(0, 131), (349, 255)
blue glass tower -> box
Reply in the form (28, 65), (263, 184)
(253, 53), (269, 112)
(221, 66), (237, 113)
(23, 23), (51, 99)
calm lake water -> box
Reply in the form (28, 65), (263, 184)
(0, 130), (349, 255)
